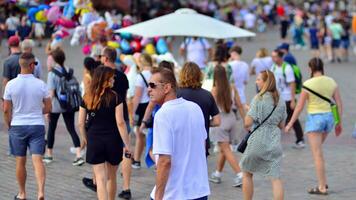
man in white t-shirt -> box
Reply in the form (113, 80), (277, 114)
(3, 52), (51, 200)
(271, 49), (305, 148)
(244, 11), (257, 30)
(229, 45), (249, 105)
(179, 37), (212, 69)
(148, 68), (210, 200)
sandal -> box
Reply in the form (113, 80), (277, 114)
(14, 194), (26, 200)
(308, 187), (328, 195)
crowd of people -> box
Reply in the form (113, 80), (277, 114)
(0, 1), (350, 200)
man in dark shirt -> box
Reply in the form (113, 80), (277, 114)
(177, 62), (220, 156)
(2, 35), (21, 106)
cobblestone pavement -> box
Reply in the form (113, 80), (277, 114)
(1, 28), (356, 200)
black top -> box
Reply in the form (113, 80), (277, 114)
(81, 92), (123, 136)
(3, 52), (21, 80)
(177, 88), (220, 134)
(113, 69), (129, 121)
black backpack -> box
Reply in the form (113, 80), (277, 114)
(52, 67), (82, 112)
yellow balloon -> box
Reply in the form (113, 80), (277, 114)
(35, 11), (47, 23)
(145, 44), (156, 55)
(107, 41), (120, 49)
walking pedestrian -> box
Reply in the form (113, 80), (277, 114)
(250, 48), (273, 76)
(131, 53), (153, 169)
(2, 35), (21, 91)
(21, 39), (42, 79)
(3, 52), (51, 200)
(271, 49), (305, 148)
(148, 67), (210, 200)
(229, 45), (250, 106)
(177, 62), (221, 156)
(209, 65), (245, 187)
(79, 67), (131, 200)
(329, 19), (344, 63)
(179, 37), (212, 69)
(285, 58), (343, 195)
(240, 70), (287, 200)
(43, 48), (84, 165)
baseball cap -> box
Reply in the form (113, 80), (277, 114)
(8, 35), (20, 47)
(277, 43), (289, 51)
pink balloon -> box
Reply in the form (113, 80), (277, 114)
(54, 29), (70, 38)
(56, 18), (76, 29)
(46, 6), (61, 23)
(82, 44), (91, 55)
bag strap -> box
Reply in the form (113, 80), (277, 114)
(250, 105), (277, 134)
(51, 68), (64, 77)
(139, 72), (149, 87)
(302, 86), (333, 104)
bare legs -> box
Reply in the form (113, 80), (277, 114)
(16, 155), (46, 200)
(134, 130), (145, 162)
(93, 162), (118, 200)
(242, 172), (284, 200)
(308, 132), (328, 192)
(216, 142), (241, 173)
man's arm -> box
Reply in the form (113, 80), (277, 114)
(42, 97), (52, 114)
(3, 100), (12, 129)
(155, 155), (171, 200)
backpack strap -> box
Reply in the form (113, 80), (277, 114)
(139, 73), (149, 87)
(51, 68), (64, 77)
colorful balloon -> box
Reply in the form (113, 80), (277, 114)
(156, 38), (168, 55)
(140, 38), (151, 46)
(144, 43), (156, 55)
(130, 40), (141, 53)
(107, 41), (120, 49)
(35, 10), (47, 23)
(120, 39), (132, 54)
(46, 6), (61, 23)
(82, 44), (91, 55)
(27, 7), (38, 22)
(56, 18), (76, 28)
(120, 32), (132, 40)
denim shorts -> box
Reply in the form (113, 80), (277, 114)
(305, 112), (334, 134)
(9, 125), (46, 156)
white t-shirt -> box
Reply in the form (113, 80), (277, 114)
(135, 70), (152, 103)
(272, 63), (295, 101)
(250, 57), (273, 75)
(229, 60), (249, 104)
(150, 98), (210, 200)
(180, 38), (211, 69)
(244, 13), (256, 29)
(3, 74), (49, 126)
(6, 16), (20, 31)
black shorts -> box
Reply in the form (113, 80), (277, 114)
(86, 133), (123, 165)
(135, 102), (149, 126)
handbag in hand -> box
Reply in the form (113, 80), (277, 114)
(237, 105), (277, 153)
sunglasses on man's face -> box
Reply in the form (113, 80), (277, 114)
(32, 61), (38, 66)
(148, 82), (164, 89)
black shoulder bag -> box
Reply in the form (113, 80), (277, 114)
(237, 105), (277, 153)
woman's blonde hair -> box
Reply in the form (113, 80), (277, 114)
(256, 48), (269, 58)
(179, 62), (203, 89)
(138, 53), (153, 70)
(213, 65), (232, 113)
(258, 70), (279, 105)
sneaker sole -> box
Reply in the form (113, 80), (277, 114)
(232, 183), (242, 187)
(73, 161), (85, 166)
(131, 165), (141, 169)
(209, 178), (221, 184)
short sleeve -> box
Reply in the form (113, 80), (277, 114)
(47, 72), (56, 90)
(80, 99), (87, 109)
(135, 74), (145, 88)
(42, 83), (50, 98)
(3, 83), (11, 100)
(247, 97), (259, 121)
(250, 59), (257, 68)
(153, 113), (173, 155)
(3, 60), (11, 79)
(115, 93), (123, 106)
(284, 64), (295, 83)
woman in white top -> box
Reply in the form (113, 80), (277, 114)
(131, 53), (152, 168)
(250, 48), (273, 76)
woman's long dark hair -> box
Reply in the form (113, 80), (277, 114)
(308, 57), (324, 78)
(213, 65), (232, 113)
(83, 67), (116, 110)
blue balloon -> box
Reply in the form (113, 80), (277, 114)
(120, 39), (132, 54)
(63, 0), (75, 19)
(27, 7), (39, 23)
(120, 32), (132, 40)
(156, 38), (168, 55)
(38, 4), (50, 11)
(112, 23), (121, 30)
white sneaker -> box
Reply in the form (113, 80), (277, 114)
(232, 175), (243, 187)
(209, 172), (222, 184)
(293, 141), (306, 149)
